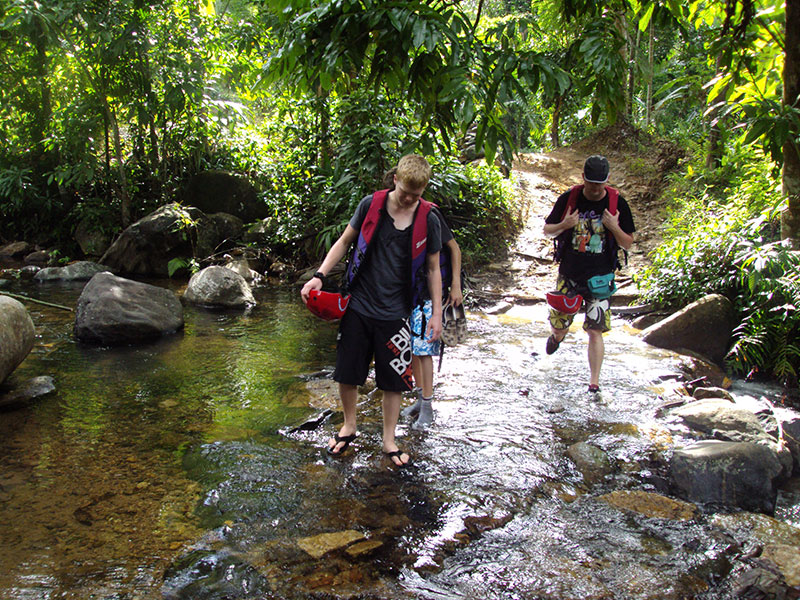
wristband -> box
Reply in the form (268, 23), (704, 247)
(313, 271), (326, 282)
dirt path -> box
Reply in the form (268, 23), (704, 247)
(470, 124), (682, 307)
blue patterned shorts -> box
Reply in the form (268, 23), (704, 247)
(410, 300), (441, 356)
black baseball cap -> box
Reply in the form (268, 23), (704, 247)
(583, 155), (609, 183)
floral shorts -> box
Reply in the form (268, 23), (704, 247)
(410, 300), (441, 356)
(548, 276), (611, 333)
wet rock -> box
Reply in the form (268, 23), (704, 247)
(777, 410), (800, 473)
(761, 544), (800, 587)
(345, 539), (383, 558)
(566, 441), (613, 482)
(670, 399), (769, 441)
(223, 258), (261, 284)
(693, 386), (734, 401)
(597, 490), (697, 521)
(74, 272), (184, 345)
(19, 265), (41, 279)
(669, 399), (793, 476)
(33, 260), (108, 282)
(0, 295), (35, 384)
(670, 440), (783, 514)
(632, 312), (668, 329)
(641, 294), (736, 364)
(23, 250), (49, 264)
(731, 564), (795, 600)
(0, 241), (34, 258)
(296, 530), (366, 559)
(677, 355), (731, 388)
(286, 409), (333, 433)
(712, 512), (800, 547)
(0, 375), (56, 409)
(162, 548), (271, 600)
(183, 266), (255, 309)
(485, 301), (513, 315)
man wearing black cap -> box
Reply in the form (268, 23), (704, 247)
(542, 155), (635, 396)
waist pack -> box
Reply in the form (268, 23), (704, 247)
(546, 291), (584, 315)
(586, 273), (616, 300)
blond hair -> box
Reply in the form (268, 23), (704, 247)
(395, 154), (432, 189)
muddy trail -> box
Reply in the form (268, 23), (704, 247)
(470, 122), (683, 305)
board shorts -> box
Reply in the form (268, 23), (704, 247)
(333, 308), (414, 392)
(548, 275), (612, 333)
(410, 300), (441, 357)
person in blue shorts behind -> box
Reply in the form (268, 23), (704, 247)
(403, 208), (462, 429)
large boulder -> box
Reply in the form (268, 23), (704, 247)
(641, 294), (736, 364)
(74, 272), (183, 345)
(195, 212), (245, 259)
(100, 204), (200, 277)
(33, 260), (108, 282)
(178, 170), (266, 223)
(99, 204), (243, 277)
(0, 295), (35, 383)
(670, 440), (784, 514)
(183, 266), (256, 308)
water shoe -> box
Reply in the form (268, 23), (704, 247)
(545, 335), (561, 355)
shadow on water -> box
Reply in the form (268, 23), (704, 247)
(1, 278), (798, 599)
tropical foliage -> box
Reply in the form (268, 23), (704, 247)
(0, 0), (798, 385)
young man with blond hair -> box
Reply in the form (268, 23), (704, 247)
(301, 154), (443, 465)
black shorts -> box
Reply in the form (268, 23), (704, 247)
(333, 309), (414, 392)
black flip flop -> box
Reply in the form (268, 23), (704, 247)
(326, 432), (357, 456)
(383, 449), (410, 467)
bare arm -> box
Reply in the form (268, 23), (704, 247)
(543, 207), (579, 238)
(424, 250), (443, 341)
(601, 209), (634, 250)
(300, 224), (359, 303)
(445, 238), (463, 306)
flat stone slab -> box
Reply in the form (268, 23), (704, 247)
(296, 530), (366, 559)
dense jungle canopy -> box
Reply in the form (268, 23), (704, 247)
(0, 0), (799, 386)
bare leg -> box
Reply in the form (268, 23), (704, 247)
(382, 390), (409, 465)
(328, 383), (358, 453)
(587, 329), (604, 388)
(550, 325), (568, 342)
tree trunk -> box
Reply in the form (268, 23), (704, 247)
(628, 26), (641, 124)
(782, 0), (800, 244)
(550, 94), (562, 147)
(705, 55), (729, 170)
(106, 104), (132, 227)
(645, 20), (654, 128)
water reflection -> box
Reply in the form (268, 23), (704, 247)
(0, 279), (798, 599)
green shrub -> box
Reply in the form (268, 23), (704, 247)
(637, 145), (797, 385)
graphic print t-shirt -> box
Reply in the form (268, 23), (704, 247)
(545, 188), (635, 281)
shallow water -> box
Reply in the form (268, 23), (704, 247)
(1, 278), (798, 599)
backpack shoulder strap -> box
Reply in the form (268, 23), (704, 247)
(361, 189), (389, 242)
(563, 185), (582, 219)
(606, 186), (619, 215)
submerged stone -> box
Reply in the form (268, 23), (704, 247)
(296, 530), (366, 559)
